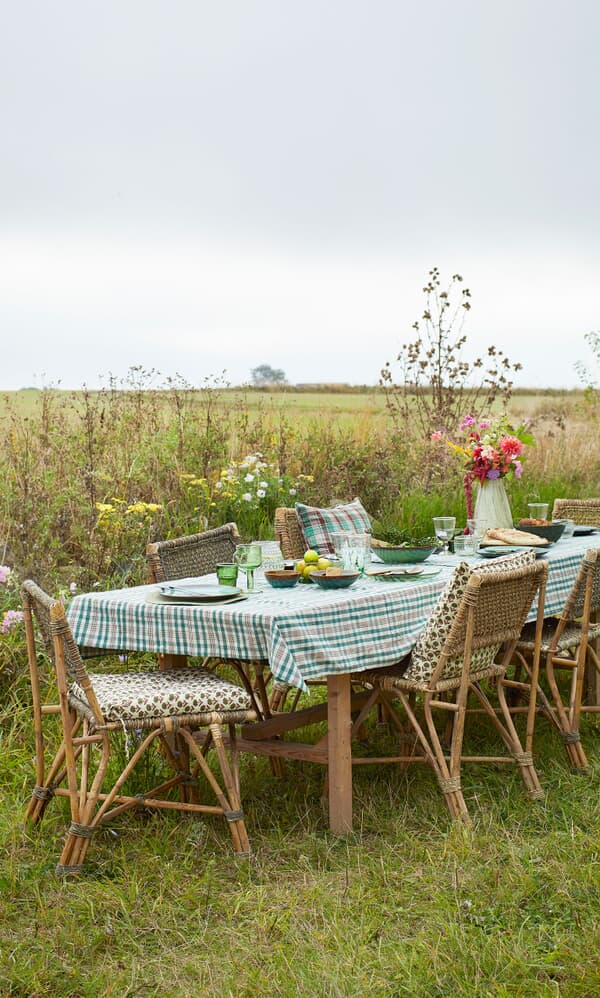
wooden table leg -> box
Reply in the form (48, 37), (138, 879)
(159, 653), (188, 671)
(327, 674), (353, 834)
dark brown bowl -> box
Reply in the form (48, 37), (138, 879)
(264, 570), (301, 588)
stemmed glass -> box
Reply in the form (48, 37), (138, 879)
(234, 543), (262, 593)
(433, 516), (456, 554)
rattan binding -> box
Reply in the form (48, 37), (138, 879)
(552, 498), (600, 527)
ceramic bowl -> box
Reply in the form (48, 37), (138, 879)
(264, 570), (301, 588)
(311, 570), (360, 589)
(515, 521), (565, 543)
(375, 545), (436, 565)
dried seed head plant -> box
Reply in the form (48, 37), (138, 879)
(380, 267), (523, 441)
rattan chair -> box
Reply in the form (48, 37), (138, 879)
(274, 507), (305, 561)
(147, 523), (241, 583)
(511, 548), (600, 773)
(552, 499), (600, 527)
(22, 580), (256, 875)
(349, 559), (548, 820)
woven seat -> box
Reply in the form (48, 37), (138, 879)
(70, 668), (252, 730)
(513, 548), (600, 773)
(22, 580), (256, 875)
(552, 498), (600, 527)
(517, 618), (600, 653)
(147, 523), (241, 583)
(348, 556), (549, 821)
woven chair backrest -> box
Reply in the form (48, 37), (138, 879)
(22, 580), (90, 687)
(564, 549), (600, 619)
(147, 523), (240, 583)
(442, 561), (547, 663)
(552, 499), (600, 527)
(274, 507), (306, 560)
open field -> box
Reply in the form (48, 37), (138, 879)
(1, 382), (600, 995)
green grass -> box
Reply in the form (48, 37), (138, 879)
(2, 700), (600, 996)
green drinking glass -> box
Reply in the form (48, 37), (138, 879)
(234, 543), (262, 592)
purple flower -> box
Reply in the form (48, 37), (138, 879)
(459, 415), (476, 430)
(479, 420), (491, 429)
(513, 460), (523, 479)
(0, 565), (11, 585)
(486, 469), (501, 480)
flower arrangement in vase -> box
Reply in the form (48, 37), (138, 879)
(431, 414), (534, 528)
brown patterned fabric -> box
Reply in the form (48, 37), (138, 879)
(70, 668), (252, 725)
(403, 550), (537, 685)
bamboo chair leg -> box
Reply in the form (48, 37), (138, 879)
(546, 655), (590, 773)
(488, 680), (544, 800)
(399, 690), (469, 821)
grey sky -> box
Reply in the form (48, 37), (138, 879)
(1, 0), (599, 388)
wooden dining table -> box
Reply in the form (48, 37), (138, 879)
(67, 534), (599, 834)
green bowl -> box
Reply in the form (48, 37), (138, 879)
(375, 546), (436, 565)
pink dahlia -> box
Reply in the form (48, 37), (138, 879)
(499, 435), (523, 459)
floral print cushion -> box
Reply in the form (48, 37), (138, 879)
(70, 668), (252, 725)
(403, 550), (537, 685)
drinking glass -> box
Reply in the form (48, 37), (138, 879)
(433, 516), (456, 553)
(339, 532), (371, 574)
(234, 543), (262, 592)
(467, 517), (487, 542)
(453, 534), (479, 557)
(216, 563), (238, 586)
(528, 502), (549, 521)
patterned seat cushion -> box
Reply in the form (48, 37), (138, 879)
(294, 498), (371, 556)
(69, 668), (252, 726)
(517, 618), (600, 652)
(402, 550), (537, 686)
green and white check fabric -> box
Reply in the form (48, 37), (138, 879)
(295, 498), (371, 556)
(67, 537), (600, 692)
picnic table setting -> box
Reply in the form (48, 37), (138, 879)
(22, 480), (600, 874)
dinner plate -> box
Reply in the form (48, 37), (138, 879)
(478, 546), (534, 558)
(158, 583), (240, 601)
(573, 525), (598, 536)
(367, 565), (442, 582)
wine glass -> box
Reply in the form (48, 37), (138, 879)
(432, 516), (456, 554)
(234, 543), (262, 592)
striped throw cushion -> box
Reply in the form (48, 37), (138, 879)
(294, 498), (371, 556)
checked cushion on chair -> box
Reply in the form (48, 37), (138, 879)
(402, 549), (537, 686)
(69, 668), (252, 728)
(295, 498), (371, 556)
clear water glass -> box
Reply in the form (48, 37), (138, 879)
(339, 532), (371, 574)
(453, 534), (479, 557)
(433, 516), (456, 553)
(234, 543), (263, 592)
(528, 502), (549, 521)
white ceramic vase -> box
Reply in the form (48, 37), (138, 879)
(474, 477), (513, 530)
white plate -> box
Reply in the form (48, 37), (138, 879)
(158, 583), (240, 601)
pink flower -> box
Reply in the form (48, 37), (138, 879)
(1, 609), (23, 634)
(0, 565), (11, 585)
(479, 420), (491, 429)
(430, 431), (443, 442)
(459, 415), (476, 430)
(513, 460), (523, 479)
(500, 435), (523, 458)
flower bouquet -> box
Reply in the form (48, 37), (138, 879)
(431, 414), (534, 523)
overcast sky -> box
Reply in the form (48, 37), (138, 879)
(1, 0), (599, 389)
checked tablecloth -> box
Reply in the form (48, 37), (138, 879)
(67, 536), (600, 692)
